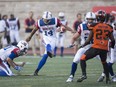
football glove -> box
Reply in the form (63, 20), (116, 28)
(14, 66), (22, 71)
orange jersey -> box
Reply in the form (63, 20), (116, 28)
(90, 23), (113, 51)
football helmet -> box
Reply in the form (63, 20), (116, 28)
(96, 10), (106, 22)
(58, 12), (65, 20)
(85, 12), (96, 20)
(17, 40), (29, 54)
(42, 11), (52, 20)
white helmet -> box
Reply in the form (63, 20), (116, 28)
(85, 12), (96, 19)
(17, 40), (29, 54)
(58, 12), (65, 17)
(42, 11), (52, 20)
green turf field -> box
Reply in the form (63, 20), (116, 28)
(0, 56), (116, 87)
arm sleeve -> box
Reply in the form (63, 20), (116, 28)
(9, 52), (17, 60)
(56, 18), (62, 27)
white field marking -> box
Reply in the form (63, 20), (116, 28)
(18, 56), (74, 58)
(15, 62), (33, 65)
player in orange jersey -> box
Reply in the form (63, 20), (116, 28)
(77, 10), (115, 84)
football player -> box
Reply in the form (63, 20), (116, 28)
(26, 11), (74, 76)
(54, 12), (68, 57)
(66, 12), (96, 82)
(7, 14), (20, 45)
(97, 11), (116, 82)
(77, 10), (115, 84)
(0, 40), (28, 76)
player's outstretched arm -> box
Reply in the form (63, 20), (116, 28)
(62, 25), (75, 33)
(6, 58), (17, 69)
(68, 32), (80, 48)
(26, 27), (38, 42)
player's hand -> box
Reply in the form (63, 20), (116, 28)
(14, 66), (22, 71)
(68, 44), (75, 48)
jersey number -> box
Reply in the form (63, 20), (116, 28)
(96, 29), (110, 40)
(45, 30), (53, 36)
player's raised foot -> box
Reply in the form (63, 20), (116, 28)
(112, 75), (116, 82)
(66, 75), (74, 82)
(97, 75), (105, 82)
(33, 70), (38, 76)
(106, 78), (111, 84)
(47, 51), (52, 58)
(77, 75), (87, 82)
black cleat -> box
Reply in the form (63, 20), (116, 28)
(33, 70), (38, 76)
(97, 76), (105, 82)
(77, 75), (87, 82)
(47, 51), (52, 58)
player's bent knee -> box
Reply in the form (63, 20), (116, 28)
(80, 54), (86, 60)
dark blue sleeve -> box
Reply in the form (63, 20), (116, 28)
(9, 52), (17, 60)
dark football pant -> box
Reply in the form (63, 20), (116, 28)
(80, 47), (109, 79)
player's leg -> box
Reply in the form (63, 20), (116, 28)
(66, 47), (87, 82)
(0, 60), (13, 76)
(54, 33), (59, 57)
(34, 38), (56, 75)
(9, 31), (15, 45)
(60, 34), (65, 57)
(98, 48), (116, 82)
(77, 48), (99, 82)
(99, 50), (110, 84)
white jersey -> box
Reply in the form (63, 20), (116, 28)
(36, 17), (62, 39)
(7, 18), (19, 31)
(0, 45), (19, 61)
(77, 22), (90, 45)
(0, 20), (6, 32)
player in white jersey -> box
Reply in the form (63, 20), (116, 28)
(54, 12), (68, 57)
(26, 11), (74, 76)
(0, 40), (28, 76)
(7, 14), (20, 45)
(66, 12), (96, 82)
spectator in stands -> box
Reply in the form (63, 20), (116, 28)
(24, 11), (37, 56)
(72, 13), (82, 54)
(2, 15), (10, 46)
(0, 14), (7, 48)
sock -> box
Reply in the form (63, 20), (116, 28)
(70, 62), (77, 76)
(108, 62), (114, 76)
(61, 47), (64, 56)
(102, 62), (109, 79)
(36, 54), (48, 72)
(46, 44), (52, 52)
(54, 47), (57, 56)
(80, 60), (86, 76)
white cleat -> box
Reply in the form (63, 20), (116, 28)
(66, 75), (73, 82)
(112, 75), (116, 82)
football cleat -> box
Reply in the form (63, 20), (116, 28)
(47, 51), (52, 58)
(66, 75), (74, 82)
(112, 75), (116, 82)
(33, 70), (38, 76)
(97, 76), (105, 82)
(77, 75), (87, 82)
